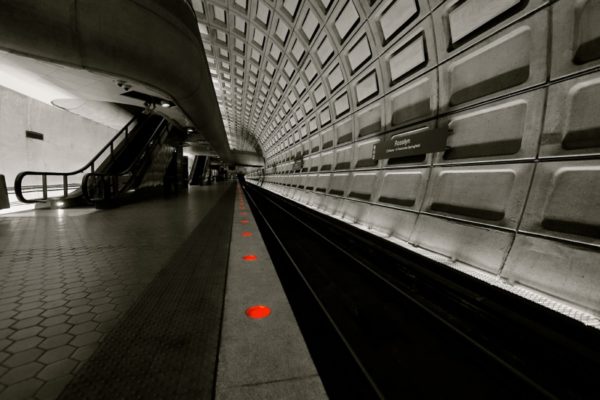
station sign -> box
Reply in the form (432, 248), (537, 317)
(372, 126), (450, 160)
(292, 155), (303, 171)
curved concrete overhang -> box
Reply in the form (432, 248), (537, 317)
(231, 150), (265, 167)
(0, 0), (231, 160)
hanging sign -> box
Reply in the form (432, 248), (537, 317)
(372, 126), (450, 160)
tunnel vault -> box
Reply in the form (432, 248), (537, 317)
(236, 0), (600, 321)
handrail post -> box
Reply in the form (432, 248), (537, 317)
(113, 175), (118, 198)
(14, 173), (25, 203)
(63, 175), (68, 197)
(81, 174), (87, 200)
(42, 175), (47, 200)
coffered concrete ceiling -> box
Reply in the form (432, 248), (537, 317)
(192, 0), (374, 156)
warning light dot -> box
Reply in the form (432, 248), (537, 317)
(243, 254), (257, 261)
(246, 305), (271, 319)
(242, 231), (253, 237)
(240, 211), (248, 216)
(240, 219), (249, 224)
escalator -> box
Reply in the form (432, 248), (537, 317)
(14, 111), (170, 208)
(189, 155), (209, 185)
(81, 114), (171, 207)
(100, 114), (165, 175)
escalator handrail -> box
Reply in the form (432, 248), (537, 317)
(81, 118), (170, 202)
(14, 113), (144, 203)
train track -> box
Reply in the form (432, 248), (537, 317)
(243, 182), (600, 400)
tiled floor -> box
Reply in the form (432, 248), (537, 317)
(0, 183), (233, 400)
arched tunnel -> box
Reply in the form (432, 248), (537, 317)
(0, 0), (599, 399)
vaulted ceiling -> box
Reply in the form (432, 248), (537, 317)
(193, 0), (277, 154)
(192, 0), (376, 157)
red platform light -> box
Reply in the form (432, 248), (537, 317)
(242, 254), (257, 261)
(246, 305), (271, 319)
(240, 219), (249, 224)
(242, 231), (253, 237)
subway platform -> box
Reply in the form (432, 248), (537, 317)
(0, 182), (325, 400)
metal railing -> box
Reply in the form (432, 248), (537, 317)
(81, 118), (169, 203)
(14, 113), (144, 204)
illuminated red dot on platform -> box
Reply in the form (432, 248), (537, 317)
(240, 219), (249, 224)
(246, 305), (271, 319)
(242, 231), (253, 237)
(240, 211), (248, 216)
(242, 254), (257, 261)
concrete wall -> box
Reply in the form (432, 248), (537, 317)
(244, 0), (600, 319)
(0, 0), (230, 160)
(0, 86), (116, 188)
